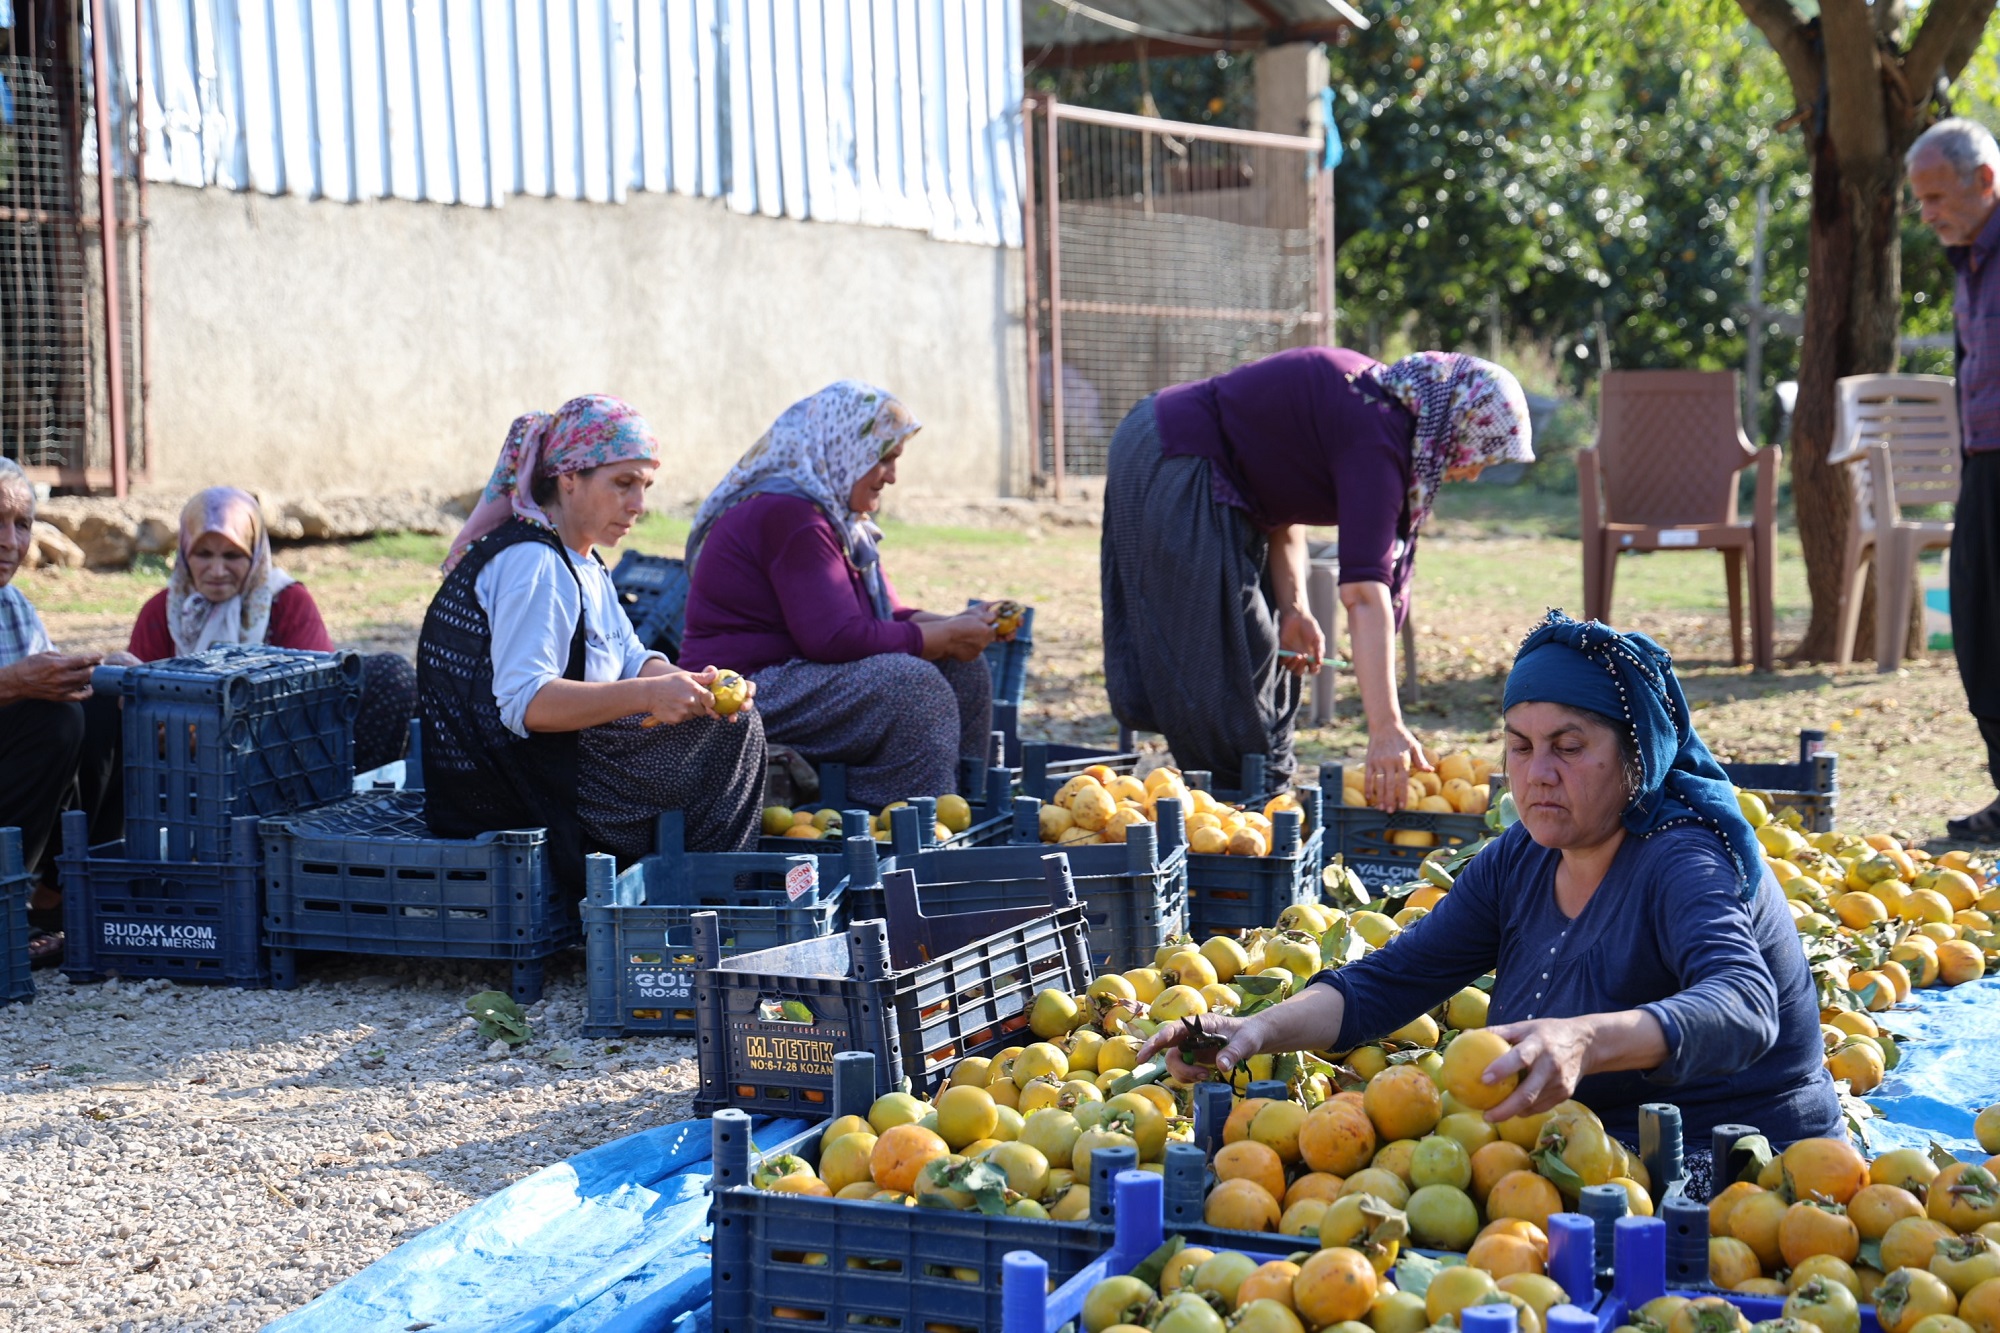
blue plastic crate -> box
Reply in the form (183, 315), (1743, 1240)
(693, 865), (1091, 1116)
(887, 795), (1186, 972)
(1181, 786), (1325, 938)
(610, 550), (690, 657)
(1001, 1171), (1604, 1333)
(709, 1051), (1140, 1333)
(1719, 729), (1838, 833)
(765, 763), (1016, 869)
(582, 816), (872, 1038)
(258, 789), (578, 1004)
(1320, 760), (1493, 893)
(57, 810), (268, 987)
(974, 601), (1034, 707)
(119, 646), (364, 863)
(1, 827), (32, 1005)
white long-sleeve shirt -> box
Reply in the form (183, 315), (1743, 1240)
(474, 541), (666, 736)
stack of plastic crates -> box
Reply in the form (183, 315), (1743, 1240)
(61, 648), (364, 987)
(610, 551), (690, 658)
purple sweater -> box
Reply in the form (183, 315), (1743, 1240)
(1153, 346), (1415, 589)
(679, 493), (924, 676)
(1950, 204), (2000, 453)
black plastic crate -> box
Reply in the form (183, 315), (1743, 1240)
(1179, 785), (1326, 937)
(1, 826), (32, 1005)
(609, 550), (690, 658)
(765, 763), (1016, 868)
(692, 863), (1090, 1116)
(119, 647), (364, 863)
(1016, 737), (1141, 798)
(709, 1050), (1145, 1333)
(58, 811), (268, 987)
(1319, 760), (1493, 892)
(1719, 729), (1838, 833)
(581, 817), (872, 1038)
(258, 789), (578, 1004)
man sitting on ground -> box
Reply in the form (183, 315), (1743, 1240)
(0, 458), (132, 963)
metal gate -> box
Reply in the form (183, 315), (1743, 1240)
(0, 0), (145, 494)
(1022, 95), (1333, 496)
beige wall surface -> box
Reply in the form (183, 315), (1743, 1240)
(140, 184), (1026, 506)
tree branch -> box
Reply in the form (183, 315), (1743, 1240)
(1735, 0), (1821, 106)
(1875, 0), (1909, 43)
(1822, 0), (1889, 164)
(1904, 0), (2000, 107)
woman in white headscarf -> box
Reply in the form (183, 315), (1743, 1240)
(679, 382), (1001, 808)
(128, 486), (417, 772)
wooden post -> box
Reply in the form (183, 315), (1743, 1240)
(90, 0), (129, 496)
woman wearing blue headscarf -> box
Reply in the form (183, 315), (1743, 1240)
(1141, 611), (1842, 1191)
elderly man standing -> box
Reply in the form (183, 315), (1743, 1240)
(0, 458), (127, 962)
(1909, 118), (2000, 843)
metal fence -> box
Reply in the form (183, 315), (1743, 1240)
(0, 0), (146, 493)
(1023, 95), (1333, 493)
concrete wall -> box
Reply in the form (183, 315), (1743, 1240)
(141, 184), (1027, 506)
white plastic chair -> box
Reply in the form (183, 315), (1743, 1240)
(1827, 374), (1962, 671)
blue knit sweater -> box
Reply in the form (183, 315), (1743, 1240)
(1317, 821), (1842, 1149)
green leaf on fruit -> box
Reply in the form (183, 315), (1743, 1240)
(1392, 1249), (1463, 1298)
(1128, 1235), (1184, 1291)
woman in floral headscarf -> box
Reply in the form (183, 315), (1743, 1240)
(420, 394), (764, 892)
(680, 381), (1002, 809)
(129, 486), (417, 772)
(1102, 346), (1534, 804)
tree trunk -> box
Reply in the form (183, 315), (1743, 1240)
(1788, 128), (1912, 661)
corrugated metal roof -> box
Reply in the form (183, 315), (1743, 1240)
(1021, 0), (1364, 48)
(108, 0), (1025, 247)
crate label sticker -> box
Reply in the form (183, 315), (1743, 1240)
(628, 965), (697, 1003)
(784, 861), (818, 902)
(1657, 529), (1699, 547)
(729, 1018), (845, 1078)
(101, 920), (220, 953)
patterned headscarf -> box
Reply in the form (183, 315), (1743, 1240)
(166, 486), (295, 657)
(444, 394), (661, 573)
(1365, 352), (1535, 537)
(1503, 610), (1763, 900)
(685, 381), (921, 619)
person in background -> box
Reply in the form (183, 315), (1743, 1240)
(420, 395), (764, 892)
(679, 382), (1000, 809)
(127, 487), (417, 773)
(1909, 117), (2000, 844)
(0, 458), (132, 964)
(1101, 347), (1533, 801)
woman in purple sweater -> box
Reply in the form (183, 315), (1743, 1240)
(1104, 347), (1534, 802)
(680, 383), (1000, 807)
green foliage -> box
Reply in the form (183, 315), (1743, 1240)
(1329, 1), (1807, 399)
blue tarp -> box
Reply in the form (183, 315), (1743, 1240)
(1857, 973), (2000, 1158)
(267, 1114), (812, 1332)
(273, 975), (2000, 1331)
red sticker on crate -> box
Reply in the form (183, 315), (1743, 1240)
(785, 861), (818, 902)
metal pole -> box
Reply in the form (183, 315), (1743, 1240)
(1045, 96), (1066, 501)
(134, 0), (150, 480)
(1745, 183), (1769, 441)
(89, 0), (129, 496)
(1021, 97), (1044, 494)
(1315, 164), (1335, 346)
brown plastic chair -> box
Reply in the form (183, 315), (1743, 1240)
(1579, 370), (1781, 671)
(1827, 374), (1961, 671)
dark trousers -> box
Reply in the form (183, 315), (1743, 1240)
(1954, 451), (2000, 792)
(0, 690), (121, 882)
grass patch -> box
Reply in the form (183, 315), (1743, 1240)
(355, 531), (450, 565)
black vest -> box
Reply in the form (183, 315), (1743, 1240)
(418, 519), (589, 895)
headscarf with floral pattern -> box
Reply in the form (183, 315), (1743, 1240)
(1362, 352), (1534, 626)
(444, 394), (661, 573)
(685, 381), (922, 619)
(166, 486), (294, 656)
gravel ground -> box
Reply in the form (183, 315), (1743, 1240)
(0, 953), (699, 1332)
